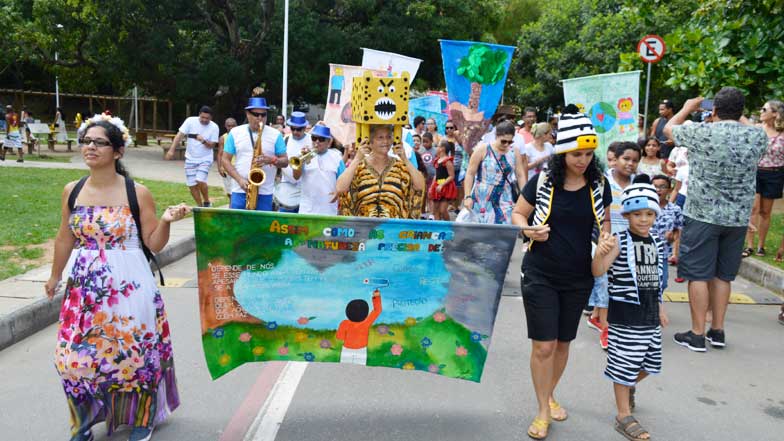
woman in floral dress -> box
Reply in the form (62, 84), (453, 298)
(462, 121), (526, 224)
(45, 117), (190, 441)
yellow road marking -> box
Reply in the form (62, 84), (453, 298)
(663, 291), (756, 304)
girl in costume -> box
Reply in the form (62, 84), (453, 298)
(511, 105), (611, 439)
(428, 139), (458, 220)
(46, 115), (189, 441)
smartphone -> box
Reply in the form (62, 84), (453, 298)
(701, 99), (714, 111)
(187, 133), (199, 139)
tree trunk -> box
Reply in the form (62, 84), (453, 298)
(469, 82), (482, 111)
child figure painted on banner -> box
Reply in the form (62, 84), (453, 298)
(592, 175), (669, 441)
(588, 141), (641, 350)
(336, 289), (383, 365)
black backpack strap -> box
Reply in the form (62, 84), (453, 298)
(67, 176), (89, 212)
(125, 176), (165, 286)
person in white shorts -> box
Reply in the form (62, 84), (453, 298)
(166, 106), (220, 207)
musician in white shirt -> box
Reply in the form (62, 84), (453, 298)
(290, 124), (346, 215)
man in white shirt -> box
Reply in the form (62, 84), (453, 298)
(278, 112), (311, 212)
(166, 106), (220, 207)
(222, 97), (288, 211)
(291, 124), (346, 215)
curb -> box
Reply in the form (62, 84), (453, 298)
(737, 257), (784, 296)
(0, 235), (196, 351)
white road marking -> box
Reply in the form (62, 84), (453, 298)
(245, 362), (308, 441)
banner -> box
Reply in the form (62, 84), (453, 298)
(427, 90), (450, 115)
(195, 209), (518, 382)
(562, 71), (642, 162)
(410, 96), (447, 135)
(361, 48), (422, 82)
(440, 40), (516, 150)
(324, 64), (386, 146)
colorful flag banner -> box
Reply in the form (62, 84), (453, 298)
(562, 71), (642, 162)
(440, 40), (516, 151)
(427, 90), (450, 115)
(194, 209), (518, 382)
(324, 64), (386, 146)
(410, 96), (447, 135)
(361, 48), (422, 82)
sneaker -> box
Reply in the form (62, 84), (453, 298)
(16, 158), (23, 163)
(73, 430), (94, 441)
(583, 306), (594, 316)
(202, 201), (212, 207)
(586, 316), (602, 332)
(129, 426), (154, 441)
(600, 327), (609, 350)
(706, 328), (725, 348)
(673, 330), (706, 352)
(674, 277), (685, 283)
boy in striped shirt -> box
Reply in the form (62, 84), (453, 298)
(592, 175), (669, 441)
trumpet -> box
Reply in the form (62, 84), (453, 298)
(245, 124), (266, 210)
(289, 150), (317, 171)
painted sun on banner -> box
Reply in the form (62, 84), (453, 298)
(194, 209), (518, 382)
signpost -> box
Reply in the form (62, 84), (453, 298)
(638, 35), (666, 134)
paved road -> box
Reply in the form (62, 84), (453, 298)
(1, 252), (782, 441)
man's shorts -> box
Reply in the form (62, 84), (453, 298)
(678, 217), (746, 282)
(185, 159), (212, 186)
(3, 132), (22, 149)
(230, 192), (273, 211)
(605, 325), (661, 386)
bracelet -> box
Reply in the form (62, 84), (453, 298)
(464, 196), (472, 200)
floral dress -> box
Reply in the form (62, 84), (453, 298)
(470, 145), (516, 224)
(55, 206), (179, 438)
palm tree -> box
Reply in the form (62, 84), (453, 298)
(457, 44), (510, 111)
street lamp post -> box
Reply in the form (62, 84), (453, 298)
(282, 0), (289, 118)
(54, 24), (63, 109)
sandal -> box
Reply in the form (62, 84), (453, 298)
(549, 399), (568, 421)
(630, 386), (636, 411)
(527, 417), (550, 440)
(741, 247), (753, 258)
(756, 247), (766, 257)
(615, 415), (650, 441)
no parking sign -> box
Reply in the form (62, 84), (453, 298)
(638, 35), (666, 63)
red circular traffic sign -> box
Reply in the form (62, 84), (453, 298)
(637, 35), (666, 63)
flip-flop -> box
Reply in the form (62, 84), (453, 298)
(527, 417), (550, 440)
(741, 247), (754, 258)
(549, 399), (568, 421)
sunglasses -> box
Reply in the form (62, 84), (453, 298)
(445, 126), (455, 130)
(312, 136), (329, 143)
(247, 110), (267, 118)
(654, 185), (670, 190)
(498, 139), (514, 145)
(79, 137), (113, 148)
(291, 126), (305, 132)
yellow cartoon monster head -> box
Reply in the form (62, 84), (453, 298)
(352, 71), (410, 125)
(617, 97), (633, 112)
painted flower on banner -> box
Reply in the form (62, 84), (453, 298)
(455, 346), (468, 357)
(433, 311), (447, 323)
(402, 362), (415, 370)
(421, 337), (432, 349)
(471, 332), (489, 343)
(405, 317), (417, 326)
(252, 346), (265, 356)
(212, 328), (225, 339)
(319, 339), (332, 349)
(278, 343), (289, 356)
(297, 316), (316, 325)
(239, 332), (252, 343)
(219, 354), (231, 366)
(376, 325), (394, 336)
(390, 343), (403, 356)
(295, 332), (308, 342)
(266, 321), (278, 331)
(302, 352), (315, 362)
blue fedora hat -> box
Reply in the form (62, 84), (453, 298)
(287, 111), (308, 128)
(310, 124), (332, 139)
(245, 97), (269, 110)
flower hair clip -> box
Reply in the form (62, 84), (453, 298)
(78, 112), (133, 148)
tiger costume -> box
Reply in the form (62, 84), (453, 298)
(339, 157), (423, 219)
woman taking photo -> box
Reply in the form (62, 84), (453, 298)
(512, 106), (611, 439)
(463, 121), (527, 224)
(45, 115), (189, 441)
(337, 125), (424, 218)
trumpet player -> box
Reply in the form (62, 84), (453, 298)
(290, 124), (346, 215)
(278, 111), (312, 213)
(222, 97), (288, 210)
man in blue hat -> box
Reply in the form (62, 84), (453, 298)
(166, 106), (220, 207)
(277, 111), (312, 212)
(221, 96), (289, 211)
(292, 124), (346, 215)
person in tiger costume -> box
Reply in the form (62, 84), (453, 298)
(336, 125), (424, 218)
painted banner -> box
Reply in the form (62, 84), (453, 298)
(361, 48), (422, 82)
(324, 64), (386, 146)
(410, 96), (447, 135)
(562, 71), (642, 163)
(440, 40), (516, 150)
(194, 209), (518, 382)
(427, 90), (450, 115)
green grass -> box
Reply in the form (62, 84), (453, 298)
(750, 212), (784, 269)
(23, 154), (75, 163)
(0, 167), (226, 280)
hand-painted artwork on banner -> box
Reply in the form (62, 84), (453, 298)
(324, 64), (386, 146)
(440, 40), (516, 151)
(194, 209), (518, 382)
(410, 96), (447, 135)
(562, 71), (641, 163)
(427, 91), (450, 115)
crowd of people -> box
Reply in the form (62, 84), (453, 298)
(40, 84), (784, 441)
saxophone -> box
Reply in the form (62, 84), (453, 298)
(245, 124), (266, 210)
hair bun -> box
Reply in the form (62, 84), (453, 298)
(632, 174), (652, 184)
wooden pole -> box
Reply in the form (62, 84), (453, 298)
(168, 100), (172, 131)
(140, 100), (145, 131)
(89, 97), (93, 114)
(153, 100), (158, 133)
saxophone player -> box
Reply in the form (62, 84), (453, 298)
(221, 97), (288, 210)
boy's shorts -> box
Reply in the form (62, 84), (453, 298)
(605, 324), (661, 386)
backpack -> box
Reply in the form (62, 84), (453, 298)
(67, 176), (165, 285)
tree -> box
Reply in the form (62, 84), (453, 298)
(457, 44), (510, 110)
